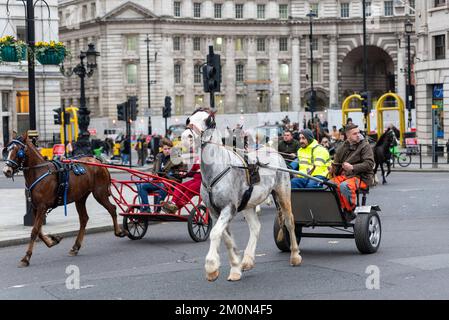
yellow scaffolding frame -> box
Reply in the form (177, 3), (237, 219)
(342, 94), (371, 133)
(60, 106), (79, 145)
(376, 92), (405, 146)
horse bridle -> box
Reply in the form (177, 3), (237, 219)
(5, 139), (27, 173)
(185, 110), (216, 148)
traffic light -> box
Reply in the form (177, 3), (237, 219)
(53, 108), (62, 125)
(360, 91), (371, 116)
(117, 102), (127, 121)
(128, 96), (138, 121)
(163, 96), (172, 118)
(202, 46), (221, 93)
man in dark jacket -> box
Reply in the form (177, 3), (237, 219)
(278, 130), (300, 167)
(330, 123), (374, 220)
(138, 138), (183, 212)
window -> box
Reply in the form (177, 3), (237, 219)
(237, 94), (246, 113)
(174, 1), (181, 17)
(214, 37), (223, 51)
(257, 4), (265, 19)
(16, 26), (27, 42)
(195, 95), (204, 107)
(174, 64), (182, 84)
(257, 38), (266, 52)
(257, 91), (269, 112)
(82, 5), (88, 20)
(279, 64), (289, 83)
(434, 35), (446, 60)
(175, 95), (184, 115)
(384, 1), (393, 16)
(235, 38), (244, 51)
(215, 95), (224, 114)
(236, 64), (245, 82)
(341, 3), (349, 18)
(194, 64), (202, 83)
(365, 1), (372, 17)
(16, 91), (29, 135)
(126, 35), (138, 52)
(214, 3), (222, 18)
(126, 64), (138, 84)
(279, 4), (289, 19)
(235, 4), (244, 19)
(310, 3), (319, 17)
(193, 37), (201, 51)
(312, 38), (318, 51)
(2, 92), (10, 112)
(280, 94), (290, 112)
(193, 3), (201, 18)
(173, 37), (181, 51)
(279, 38), (288, 52)
(434, 0), (446, 8)
(257, 63), (268, 80)
(312, 62), (321, 82)
(90, 2), (96, 18)
(409, 0), (415, 14)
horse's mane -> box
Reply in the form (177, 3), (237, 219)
(375, 129), (393, 148)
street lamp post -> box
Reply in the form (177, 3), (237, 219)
(60, 43), (100, 156)
(144, 35), (157, 136)
(307, 11), (317, 121)
(362, 0), (369, 133)
(405, 19), (413, 129)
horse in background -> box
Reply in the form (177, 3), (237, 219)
(373, 126), (399, 185)
(181, 108), (301, 282)
(2, 134), (127, 267)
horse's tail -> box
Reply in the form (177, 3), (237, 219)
(271, 191), (284, 242)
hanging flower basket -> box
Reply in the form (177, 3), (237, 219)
(35, 41), (68, 65)
(0, 36), (27, 63)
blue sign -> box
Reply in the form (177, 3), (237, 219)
(433, 84), (444, 99)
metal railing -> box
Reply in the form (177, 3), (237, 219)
(394, 144), (449, 169)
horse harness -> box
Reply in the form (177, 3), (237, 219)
(186, 111), (260, 213)
(6, 139), (87, 215)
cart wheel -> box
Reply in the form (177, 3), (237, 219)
(123, 216), (148, 240)
(398, 152), (411, 167)
(273, 216), (301, 252)
(188, 206), (212, 242)
(354, 210), (381, 254)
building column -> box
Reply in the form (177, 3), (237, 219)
(397, 35), (406, 102)
(291, 37), (301, 112)
(184, 36), (194, 114)
(246, 37), (257, 113)
(269, 37), (280, 112)
(329, 35), (338, 109)
(225, 37), (236, 113)
(161, 36), (174, 115)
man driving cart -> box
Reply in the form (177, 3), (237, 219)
(330, 123), (374, 221)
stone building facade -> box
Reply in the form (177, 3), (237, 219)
(414, 0), (449, 145)
(58, 0), (416, 135)
(0, 0), (62, 147)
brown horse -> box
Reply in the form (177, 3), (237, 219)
(2, 133), (127, 267)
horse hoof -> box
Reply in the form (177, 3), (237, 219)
(116, 230), (128, 238)
(290, 254), (302, 266)
(206, 270), (220, 282)
(50, 235), (63, 244)
(227, 272), (242, 282)
(69, 249), (79, 256)
(18, 260), (30, 268)
(241, 256), (255, 272)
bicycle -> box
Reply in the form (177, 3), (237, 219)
(389, 145), (412, 167)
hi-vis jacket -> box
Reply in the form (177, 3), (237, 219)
(297, 140), (330, 178)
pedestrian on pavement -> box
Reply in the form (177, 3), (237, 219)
(121, 136), (131, 165)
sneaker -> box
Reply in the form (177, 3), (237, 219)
(162, 202), (178, 214)
(140, 206), (152, 213)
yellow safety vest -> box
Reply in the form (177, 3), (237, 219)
(297, 140), (330, 178)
